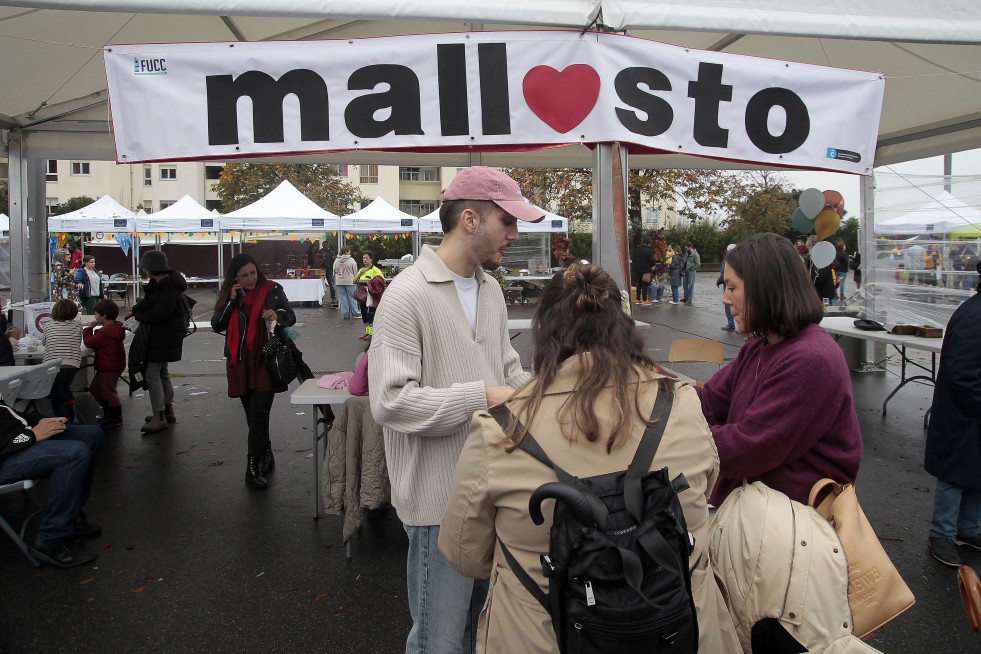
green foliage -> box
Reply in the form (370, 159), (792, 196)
(0, 179), (7, 215)
(346, 235), (413, 267)
(215, 163), (365, 214)
(727, 183), (796, 243)
(838, 216), (859, 251)
(569, 227), (593, 262)
(49, 196), (97, 216)
(663, 221), (728, 262)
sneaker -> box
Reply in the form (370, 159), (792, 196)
(99, 415), (124, 428)
(929, 536), (962, 567)
(74, 511), (102, 538)
(721, 325), (736, 331)
(30, 538), (97, 568)
(668, 300), (680, 305)
(650, 299), (660, 304)
(956, 534), (981, 551)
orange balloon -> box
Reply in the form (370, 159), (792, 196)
(814, 208), (841, 241)
(823, 189), (844, 215)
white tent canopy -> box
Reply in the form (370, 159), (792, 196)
(417, 207), (567, 233)
(137, 195), (219, 233)
(0, 213), (9, 236)
(875, 190), (981, 235)
(341, 197), (416, 233)
(222, 180), (340, 231)
(46, 195), (137, 232)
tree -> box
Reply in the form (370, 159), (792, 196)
(49, 196), (97, 216)
(214, 163), (365, 214)
(0, 180), (7, 215)
(724, 173), (796, 243)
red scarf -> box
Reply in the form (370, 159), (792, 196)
(228, 281), (274, 366)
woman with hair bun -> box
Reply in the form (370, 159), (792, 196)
(439, 263), (738, 653)
(696, 232), (862, 506)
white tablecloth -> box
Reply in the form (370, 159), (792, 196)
(272, 278), (326, 304)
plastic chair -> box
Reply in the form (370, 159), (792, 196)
(667, 338), (724, 386)
(12, 360), (62, 415)
(0, 479), (43, 567)
(959, 566), (981, 634)
(0, 375), (24, 406)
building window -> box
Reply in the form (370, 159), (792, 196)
(205, 200), (224, 212)
(360, 165), (379, 184)
(160, 167), (177, 180)
(46, 198), (59, 216)
(399, 167), (421, 181)
(205, 165), (223, 180)
(46, 160), (58, 182)
(399, 200), (421, 215)
(420, 201), (437, 214)
(142, 206), (153, 214)
(159, 200), (175, 210)
(329, 164), (348, 177)
(423, 169), (439, 182)
(70, 161), (90, 176)
(143, 166), (153, 186)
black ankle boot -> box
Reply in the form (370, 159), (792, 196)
(260, 443), (275, 475)
(245, 456), (268, 489)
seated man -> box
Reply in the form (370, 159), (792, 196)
(0, 399), (103, 567)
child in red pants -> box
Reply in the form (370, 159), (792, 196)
(82, 299), (126, 428)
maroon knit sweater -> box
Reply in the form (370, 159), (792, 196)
(695, 323), (862, 505)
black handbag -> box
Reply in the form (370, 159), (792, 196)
(262, 324), (298, 387)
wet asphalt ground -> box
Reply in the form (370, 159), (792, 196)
(1, 273), (978, 653)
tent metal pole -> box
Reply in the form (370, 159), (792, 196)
(218, 230), (224, 278)
(8, 131), (29, 322)
(591, 143), (628, 291)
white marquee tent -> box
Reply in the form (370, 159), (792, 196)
(341, 197), (416, 234)
(222, 180), (340, 232)
(875, 190), (981, 235)
(137, 195), (219, 234)
(46, 194), (136, 233)
(417, 208), (568, 234)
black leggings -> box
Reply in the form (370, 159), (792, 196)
(359, 303), (376, 326)
(239, 390), (276, 459)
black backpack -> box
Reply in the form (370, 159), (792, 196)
(178, 292), (197, 338)
(490, 385), (698, 654)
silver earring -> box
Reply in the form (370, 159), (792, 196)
(468, 231), (474, 238)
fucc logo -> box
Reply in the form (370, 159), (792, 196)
(134, 57), (167, 76)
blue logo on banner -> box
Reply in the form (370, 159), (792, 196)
(311, 219), (325, 228)
(113, 219), (128, 228)
(401, 219), (413, 227)
(551, 220), (562, 229)
(133, 57), (167, 75)
(200, 219), (214, 229)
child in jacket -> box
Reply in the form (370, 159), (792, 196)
(82, 299), (126, 428)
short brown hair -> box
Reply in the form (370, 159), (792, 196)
(438, 199), (498, 234)
(82, 254), (95, 264)
(51, 299), (78, 321)
(93, 299), (119, 320)
(724, 233), (823, 340)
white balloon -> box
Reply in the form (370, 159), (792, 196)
(810, 240), (836, 269)
(799, 187), (825, 220)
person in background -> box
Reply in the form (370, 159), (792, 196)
(353, 250), (383, 341)
(74, 254), (102, 315)
(323, 244), (338, 308)
(631, 238), (656, 304)
(667, 243), (683, 304)
(211, 253), (296, 490)
(43, 299), (83, 422)
(349, 348), (369, 397)
(67, 240), (82, 270)
(0, 312), (22, 367)
(126, 250), (186, 435)
(439, 263), (739, 653)
(834, 241), (850, 302)
(806, 235), (837, 305)
(82, 299), (126, 429)
(0, 409), (103, 568)
(718, 243), (737, 331)
(368, 166), (538, 654)
(51, 248), (77, 304)
(924, 260), (981, 567)
(333, 246), (361, 320)
(850, 249), (862, 290)
(681, 241), (700, 304)
(695, 233), (862, 505)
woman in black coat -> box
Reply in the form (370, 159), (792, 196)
(924, 263), (981, 567)
(125, 250), (187, 435)
(211, 254), (295, 490)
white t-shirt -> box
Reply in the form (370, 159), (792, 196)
(449, 270), (479, 334)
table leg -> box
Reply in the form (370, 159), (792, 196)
(312, 408), (320, 519)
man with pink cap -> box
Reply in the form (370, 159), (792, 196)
(369, 167), (543, 653)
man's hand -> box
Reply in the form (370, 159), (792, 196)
(32, 417), (68, 441)
(5, 325), (21, 340)
(485, 386), (516, 408)
(123, 311), (134, 320)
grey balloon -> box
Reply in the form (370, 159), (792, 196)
(799, 187), (825, 220)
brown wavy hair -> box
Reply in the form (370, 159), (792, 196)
(504, 263), (666, 453)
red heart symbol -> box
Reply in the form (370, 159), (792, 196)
(523, 65), (601, 134)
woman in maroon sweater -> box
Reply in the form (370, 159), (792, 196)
(695, 233), (862, 505)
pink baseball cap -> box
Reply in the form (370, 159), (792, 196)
(442, 166), (545, 222)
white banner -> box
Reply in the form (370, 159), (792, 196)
(104, 31), (884, 174)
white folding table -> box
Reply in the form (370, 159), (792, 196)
(288, 379), (351, 519)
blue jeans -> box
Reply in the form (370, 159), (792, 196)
(324, 268), (336, 302)
(404, 524), (488, 654)
(929, 478), (981, 541)
(654, 283), (665, 301)
(724, 302), (735, 328)
(683, 270), (696, 301)
(671, 285), (679, 302)
(337, 285), (361, 319)
(0, 424), (103, 543)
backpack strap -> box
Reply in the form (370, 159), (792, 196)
(498, 541), (549, 611)
(624, 384), (676, 524)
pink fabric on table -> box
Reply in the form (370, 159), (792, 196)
(349, 353), (369, 396)
(317, 371), (354, 389)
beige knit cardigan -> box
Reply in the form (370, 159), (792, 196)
(368, 245), (530, 526)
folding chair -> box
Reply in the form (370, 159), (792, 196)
(12, 359), (62, 416)
(667, 338), (724, 387)
(0, 375), (25, 406)
(0, 479), (43, 567)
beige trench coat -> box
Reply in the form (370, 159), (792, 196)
(439, 356), (740, 654)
